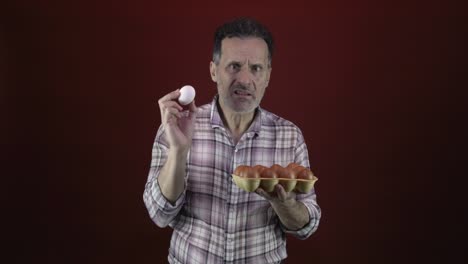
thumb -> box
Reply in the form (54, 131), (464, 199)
(188, 99), (198, 118)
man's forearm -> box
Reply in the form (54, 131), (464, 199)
(271, 199), (310, 231)
(157, 148), (188, 204)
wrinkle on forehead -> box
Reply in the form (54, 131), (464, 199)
(220, 37), (269, 65)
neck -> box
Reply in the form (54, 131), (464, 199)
(217, 99), (255, 144)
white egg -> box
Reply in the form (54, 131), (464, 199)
(178, 85), (196, 105)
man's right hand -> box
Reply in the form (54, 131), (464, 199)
(158, 89), (198, 152)
(157, 89), (198, 204)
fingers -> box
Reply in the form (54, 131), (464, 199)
(255, 188), (272, 200)
(256, 183), (299, 205)
(188, 99), (197, 113)
(187, 99), (198, 121)
(159, 90), (184, 125)
(160, 100), (183, 112)
(158, 89), (181, 105)
(275, 185), (288, 201)
(165, 107), (182, 118)
(161, 106), (182, 124)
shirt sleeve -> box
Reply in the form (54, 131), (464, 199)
(143, 125), (187, 228)
(279, 128), (321, 239)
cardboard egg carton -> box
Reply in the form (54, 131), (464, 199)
(232, 164), (318, 193)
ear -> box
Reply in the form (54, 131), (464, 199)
(209, 61), (217, 82)
(265, 66), (272, 87)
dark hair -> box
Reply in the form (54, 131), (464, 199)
(212, 17), (274, 66)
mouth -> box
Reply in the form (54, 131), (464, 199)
(233, 89), (253, 97)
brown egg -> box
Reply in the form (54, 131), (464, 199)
(259, 167), (277, 179)
(259, 167), (279, 192)
(286, 162), (301, 170)
(295, 168), (318, 193)
(270, 164), (283, 173)
(272, 165), (291, 179)
(296, 168), (314, 180)
(246, 166), (260, 178)
(276, 165), (297, 192)
(232, 165), (261, 192)
(252, 165), (267, 177)
(290, 165), (306, 176)
(233, 165), (251, 177)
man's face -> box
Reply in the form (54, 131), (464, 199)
(210, 37), (272, 114)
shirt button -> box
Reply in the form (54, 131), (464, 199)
(234, 148), (238, 153)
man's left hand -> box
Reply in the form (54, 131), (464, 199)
(255, 184), (297, 206)
(255, 184), (309, 230)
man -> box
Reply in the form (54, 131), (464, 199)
(143, 17), (321, 263)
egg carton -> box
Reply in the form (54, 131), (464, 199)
(232, 174), (318, 193)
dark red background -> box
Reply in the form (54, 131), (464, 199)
(2, 0), (466, 263)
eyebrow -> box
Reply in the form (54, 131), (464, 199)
(227, 60), (265, 67)
(250, 63), (264, 68)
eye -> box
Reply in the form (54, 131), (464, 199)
(228, 63), (241, 71)
(251, 65), (263, 72)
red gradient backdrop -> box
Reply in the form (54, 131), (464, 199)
(2, 1), (466, 263)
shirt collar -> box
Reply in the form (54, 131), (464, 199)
(210, 95), (262, 137)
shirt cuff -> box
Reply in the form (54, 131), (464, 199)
(279, 201), (318, 239)
(151, 177), (186, 214)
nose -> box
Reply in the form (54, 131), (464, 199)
(236, 66), (252, 87)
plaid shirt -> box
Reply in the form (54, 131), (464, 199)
(144, 96), (321, 264)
